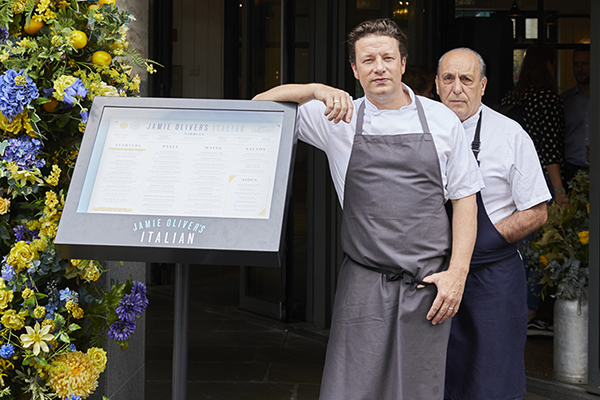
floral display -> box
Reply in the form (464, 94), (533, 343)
(0, 0), (156, 398)
(525, 168), (590, 302)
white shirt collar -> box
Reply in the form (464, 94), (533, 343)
(364, 84), (416, 114)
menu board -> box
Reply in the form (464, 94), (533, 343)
(78, 108), (282, 219)
(55, 97), (297, 267)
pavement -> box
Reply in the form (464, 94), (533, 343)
(144, 265), (599, 400)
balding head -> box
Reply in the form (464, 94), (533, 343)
(435, 48), (487, 122)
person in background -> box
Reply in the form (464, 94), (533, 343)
(500, 43), (568, 207)
(436, 48), (551, 400)
(254, 19), (482, 400)
(561, 46), (590, 184)
(500, 43), (567, 330)
(403, 63), (436, 98)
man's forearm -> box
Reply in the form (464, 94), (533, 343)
(448, 194), (478, 275)
(495, 201), (548, 243)
(252, 83), (321, 104)
(253, 83), (354, 124)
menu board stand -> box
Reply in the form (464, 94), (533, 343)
(173, 264), (190, 400)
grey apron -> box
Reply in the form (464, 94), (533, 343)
(319, 97), (452, 400)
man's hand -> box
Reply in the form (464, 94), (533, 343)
(419, 193), (477, 325)
(313, 85), (354, 124)
(420, 268), (468, 325)
(253, 83), (354, 124)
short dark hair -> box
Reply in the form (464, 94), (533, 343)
(347, 18), (408, 64)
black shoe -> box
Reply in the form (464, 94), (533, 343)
(527, 318), (553, 336)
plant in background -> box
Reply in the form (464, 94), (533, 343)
(0, 0), (156, 398)
(525, 168), (590, 302)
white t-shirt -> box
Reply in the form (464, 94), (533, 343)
(296, 85), (483, 207)
(462, 104), (551, 225)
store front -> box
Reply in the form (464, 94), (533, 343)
(146, 0), (600, 394)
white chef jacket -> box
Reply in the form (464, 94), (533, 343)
(296, 85), (483, 207)
(462, 104), (551, 225)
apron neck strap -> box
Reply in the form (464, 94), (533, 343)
(471, 111), (483, 160)
(355, 94), (430, 136)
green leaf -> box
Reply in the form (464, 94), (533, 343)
(54, 313), (65, 331)
(59, 331), (70, 343)
(0, 225), (10, 241)
(68, 323), (81, 332)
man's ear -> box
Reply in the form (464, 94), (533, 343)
(481, 76), (488, 97)
(351, 63), (359, 80)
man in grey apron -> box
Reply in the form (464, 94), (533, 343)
(255, 19), (482, 400)
(436, 48), (551, 400)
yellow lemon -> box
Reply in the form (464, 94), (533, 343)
(98, 0), (116, 5)
(71, 30), (88, 49)
(43, 98), (59, 113)
(24, 19), (44, 35)
(92, 50), (112, 66)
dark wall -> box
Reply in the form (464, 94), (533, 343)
(443, 15), (514, 107)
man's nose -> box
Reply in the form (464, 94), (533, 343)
(451, 80), (463, 94)
(374, 58), (385, 72)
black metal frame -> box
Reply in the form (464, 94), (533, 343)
(587, 1), (600, 395)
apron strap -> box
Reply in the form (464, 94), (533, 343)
(471, 111), (483, 160)
(357, 263), (435, 286)
(355, 101), (366, 136)
(414, 96), (431, 134)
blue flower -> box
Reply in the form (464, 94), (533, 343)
(0, 344), (14, 359)
(0, 69), (39, 121)
(131, 280), (149, 310)
(62, 79), (88, 106)
(69, 344), (76, 352)
(115, 293), (144, 322)
(1, 262), (14, 285)
(0, 27), (7, 43)
(66, 395), (82, 400)
(107, 320), (136, 342)
(80, 109), (88, 123)
(59, 288), (78, 306)
(1, 135), (46, 170)
(13, 224), (39, 243)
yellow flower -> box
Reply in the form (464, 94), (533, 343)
(22, 288), (34, 300)
(7, 241), (39, 272)
(1, 309), (27, 330)
(87, 347), (107, 373)
(47, 351), (100, 399)
(84, 265), (101, 282)
(33, 305), (46, 319)
(0, 198), (10, 215)
(539, 255), (549, 266)
(5, 162), (18, 175)
(72, 305), (84, 319)
(11, 167), (44, 187)
(53, 75), (77, 102)
(51, 36), (62, 47)
(45, 164), (61, 186)
(42, 319), (54, 331)
(0, 112), (34, 136)
(0, 280), (14, 311)
(13, 75), (27, 86)
(30, 238), (48, 252)
(579, 231), (589, 245)
(20, 322), (53, 356)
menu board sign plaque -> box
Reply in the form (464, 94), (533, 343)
(55, 97), (297, 267)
